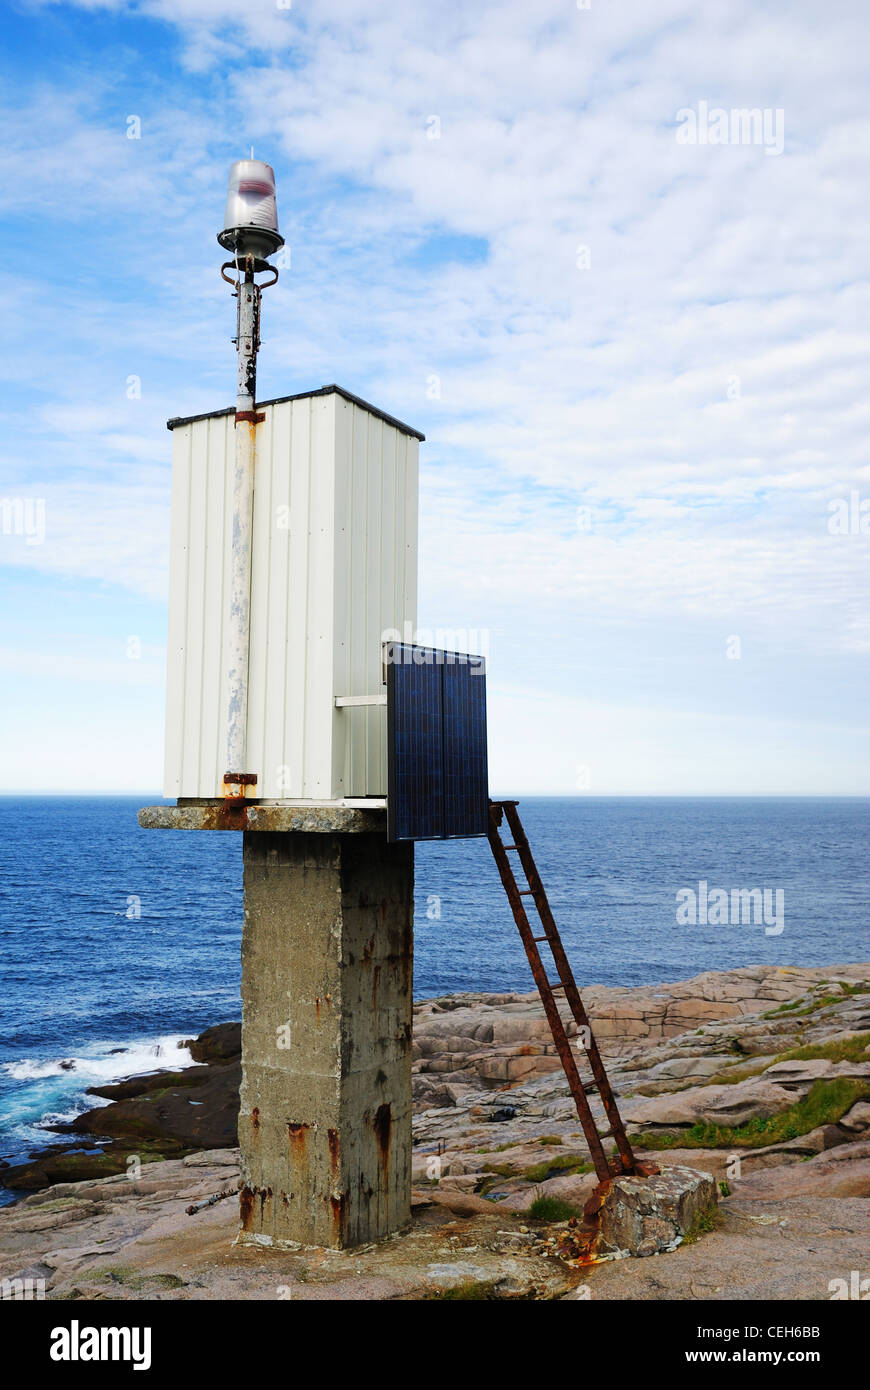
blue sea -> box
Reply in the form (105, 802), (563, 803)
(0, 795), (867, 1191)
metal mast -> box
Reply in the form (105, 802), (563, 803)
(217, 159), (283, 802)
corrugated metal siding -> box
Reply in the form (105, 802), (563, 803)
(332, 397), (419, 797)
(163, 391), (418, 800)
(246, 393), (337, 799)
(163, 414), (234, 798)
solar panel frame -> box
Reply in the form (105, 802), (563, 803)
(386, 642), (489, 842)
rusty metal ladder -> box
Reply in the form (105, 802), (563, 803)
(487, 799), (638, 1184)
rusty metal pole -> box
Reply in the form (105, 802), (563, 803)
(224, 261), (260, 802)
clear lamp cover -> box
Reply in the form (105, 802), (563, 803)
(219, 159), (283, 258)
(224, 160), (279, 233)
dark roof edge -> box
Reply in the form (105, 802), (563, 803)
(166, 384), (425, 441)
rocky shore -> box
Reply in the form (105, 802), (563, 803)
(0, 1024), (242, 1194)
(1, 962), (868, 1299)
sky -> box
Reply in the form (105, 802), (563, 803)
(0, 0), (867, 795)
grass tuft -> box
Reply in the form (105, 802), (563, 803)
(522, 1154), (593, 1183)
(529, 1195), (580, 1222)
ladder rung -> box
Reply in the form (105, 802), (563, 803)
(532, 934), (549, 942)
(504, 843), (521, 850)
(518, 889), (535, 897)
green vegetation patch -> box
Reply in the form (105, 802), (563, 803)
(522, 1154), (593, 1183)
(763, 996), (811, 1018)
(681, 1209), (723, 1245)
(762, 983), (869, 1021)
(772, 1031), (870, 1066)
(481, 1161), (517, 1178)
(529, 1195), (580, 1222)
(683, 1031), (870, 1090)
(634, 1077), (870, 1151)
(24, 1197), (84, 1214)
(429, 1279), (502, 1300)
(95, 1267), (186, 1292)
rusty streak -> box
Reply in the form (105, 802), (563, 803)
(287, 1121), (310, 1160)
(239, 1186), (255, 1230)
(373, 1103), (392, 1180)
(327, 1128), (341, 1177)
(329, 1193), (345, 1237)
(198, 802), (251, 831)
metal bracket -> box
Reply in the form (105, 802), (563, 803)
(223, 771), (258, 805)
(220, 259), (279, 288)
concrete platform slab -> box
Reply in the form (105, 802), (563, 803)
(138, 802), (386, 833)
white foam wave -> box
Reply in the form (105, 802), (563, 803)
(2, 1034), (197, 1085)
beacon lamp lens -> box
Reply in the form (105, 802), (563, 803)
(218, 158), (284, 260)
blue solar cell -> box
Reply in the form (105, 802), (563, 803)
(386, 643), (488, 842)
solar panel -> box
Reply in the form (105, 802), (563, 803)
(386, 643), (489, 842)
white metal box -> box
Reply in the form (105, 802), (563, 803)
(163, 385), (421, 801)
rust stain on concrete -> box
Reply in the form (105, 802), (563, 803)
(327, 1127), (341, 1178)
(373, 1102), (392, 1182)
(329, 1193), (345, 1239)
(239, 1186), (255, 1230)
(198, 802), (250, 831)
(287, 1121), (310, 1161)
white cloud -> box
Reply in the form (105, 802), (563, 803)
(3, 0), (869, 789)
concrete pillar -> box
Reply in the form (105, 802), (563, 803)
(238, 829), (414, 1248)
